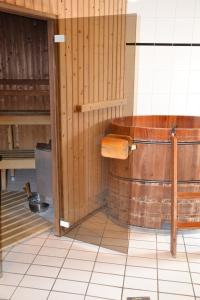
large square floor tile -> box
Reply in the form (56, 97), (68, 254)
(27, 265), (60, 278)
(48, 291), (84, 300)
(96, 253), (126, 265)
(87, 283), (122, 300)
(63, 258), (94, 271)
(91, 272), (124, 287)
(158, 259), (189, 271)
(126, 265), (157, 279)
(53, 279), (88, 294)
(58, 268), (91, 282)
(0, 285), (16, 299)
(124, 276), (157, 291)
(3, 261), (29, 274)
(33, 255), (64, 267)
(11, 287), (49, 300)
(19, 275), (55, 290)
(159, 280), (194, 296)
(158, 269), (191, 282)
(11, 244), (40, 254)
(67, 250), (97, 261)
(5, 252), (35, 264)
(127, 256), (157, 268)
(39, 246), (68, 258)
(93, 262), (125, 275)
(0, 273), (23, 286)
(194, 284), (200, 297)
(159, 293), (195, 300)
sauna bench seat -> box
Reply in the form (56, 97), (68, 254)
(0, 149), (35, 190)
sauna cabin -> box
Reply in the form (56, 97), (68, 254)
(0, 0), (133, 248)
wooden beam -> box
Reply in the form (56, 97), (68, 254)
(177, 222), (200, 229)
(0, 79), (49, 85)
(171, 134), (178, 257)
(0, 111), (50, 115)
(177, 192), (200, 199)
(0, 115), (50, 125)
(0, 2), (57, 20)
(76, 99), (128, 112)
(0, 159), (35, 169)
(0, 90), (49, 96)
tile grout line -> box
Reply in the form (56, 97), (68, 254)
(183, 232), (197, 299)
(7, 230), (51, 299)
(46, 230), (78, 300)
(120, 226), (129, 300)
(1, 269), (199, 286)
(83, 215), (108, 300)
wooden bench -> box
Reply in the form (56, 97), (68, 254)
(0, 112), (50, 190)
(0, 149), (35, 190)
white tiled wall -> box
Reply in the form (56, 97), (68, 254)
(127, 0), (200, 116)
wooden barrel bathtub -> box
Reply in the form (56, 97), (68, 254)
(106, 115), (200, 229)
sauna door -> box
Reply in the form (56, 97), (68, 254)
(57, 13), (136, 232)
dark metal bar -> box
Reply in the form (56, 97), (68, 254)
(126, 42), (200, 47)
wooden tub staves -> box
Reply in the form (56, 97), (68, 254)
(101, 115), (200, 229)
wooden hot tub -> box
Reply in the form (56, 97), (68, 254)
(106, 115), (200, 229)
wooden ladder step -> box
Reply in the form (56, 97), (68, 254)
(177, 192), (200, 200)
(177, 221), (200, 229)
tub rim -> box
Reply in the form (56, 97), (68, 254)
(109, 115), (200, 142)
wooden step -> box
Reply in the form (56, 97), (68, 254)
(177, 221), (200, 229)
(177, 192), (200, 200)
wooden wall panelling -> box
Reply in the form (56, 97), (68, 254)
(88, 1), (95, 215)
(33, 0), (42, 12)
(77, 2), (85, 219)
(71, 2), (79, 222)
(102, 2), (110, 193)
(15, 0), (25, 7)
(65, 15), (74, 223)
(25, 0), (34, 10)
(0, 126), (9, 149)
(58, 1), (69, 223)
(83, 1), (89, 217)
(94, 2), (100, 210)
(99, 0), (105, 200)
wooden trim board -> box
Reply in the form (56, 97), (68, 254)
(0, 115), (50, 125)
(0, 159), (35, 169)
(0, 90), (49, 96)
(76, 99), (128, 112)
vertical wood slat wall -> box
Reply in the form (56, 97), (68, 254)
(59, 1), (127, 225)
(0, 0), (128, 225)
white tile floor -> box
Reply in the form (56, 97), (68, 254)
(1, 210), (200, 300)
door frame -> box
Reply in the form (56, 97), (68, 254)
(0, 3), (62, 236)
